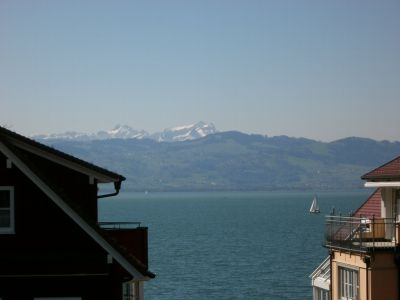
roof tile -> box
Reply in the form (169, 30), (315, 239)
(353, 188), (381, 218)
(361, 156), (400, 181)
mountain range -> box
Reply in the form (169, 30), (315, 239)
(33, 122), (217, 142)
(35, 127), (400, 192)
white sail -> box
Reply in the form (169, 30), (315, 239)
(310, 195), (320, 213)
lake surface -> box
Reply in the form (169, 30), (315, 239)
(99, 190), (371, 300)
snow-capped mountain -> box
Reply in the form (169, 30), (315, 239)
(151, 122), (217, 142)
(33, 125), (148, 141)
(97, 125), (149, 140)
(32, 122), (217, 142)
(33, 131), (93, 141)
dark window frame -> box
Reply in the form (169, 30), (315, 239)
(0, 186), (15, 234)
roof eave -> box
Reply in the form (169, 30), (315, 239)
(0, 140), (149, 280)
(364, 181), (400, 188)
(362, 175), (400, 181)
(0, 126), (125, 183)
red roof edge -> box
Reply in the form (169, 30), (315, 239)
(352, 188), (381, 218)
(361, 155), (400, 181)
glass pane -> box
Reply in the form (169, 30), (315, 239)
(122, 282), (133, 300)
(0, 210), (10, 227)
(341, 268), (345, 297)
(0, 190), (10, 208)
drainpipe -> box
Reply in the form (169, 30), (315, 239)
(395, 252), (400, 300)
(329, 250), (333, 300)
(363, 256), (371, 300)
(97, 180), (122, 199)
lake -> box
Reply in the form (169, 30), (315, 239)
(99, 190), (371, 300)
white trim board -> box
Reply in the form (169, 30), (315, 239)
(0, 141), (149, 281)
(364, 181), (400, 188)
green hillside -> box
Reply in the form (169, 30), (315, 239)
(41, 132), (400, 191)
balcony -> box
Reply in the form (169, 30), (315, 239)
(98, 222), (149, 267)
(325, 216), (399, 253)
(98, 221), (142, 230)
(310, 256), (330, 291)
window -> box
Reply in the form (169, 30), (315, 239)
(123, 282), (139, 300)
(313, 287), (330, 300)
(0, 187), (14, 234)
(339, 267), (359, 300)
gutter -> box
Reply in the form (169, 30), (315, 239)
(0, 140), (149, 280)
(97, 180), (123, 199)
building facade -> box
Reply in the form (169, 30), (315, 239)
(312, 156), (400, 300)
(0, 126), (154, 300)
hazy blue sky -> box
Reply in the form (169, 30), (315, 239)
(1, 1), (399, 141)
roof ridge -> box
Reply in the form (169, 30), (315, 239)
(0, 140), (153, 279)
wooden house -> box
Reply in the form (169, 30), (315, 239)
(0, 126), (154, 300)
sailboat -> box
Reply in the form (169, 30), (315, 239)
(310, 195), (320, 214)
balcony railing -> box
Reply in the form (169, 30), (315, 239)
(325, 216), (398, 253)
(98, 222), (149, 267)
(98, 222), (142, 230)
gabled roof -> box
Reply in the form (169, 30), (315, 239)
(352, 188), (381, 218)
(361, 156), (400, 181)
(0, 127), (154, 280)
(0, 126), (125, 183)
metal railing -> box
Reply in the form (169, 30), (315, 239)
(98, 222), (142, 230)
(325, 216), (397, 253)
(310, 256), (330, 281)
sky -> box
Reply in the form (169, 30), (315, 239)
(1, 1), (399, 142)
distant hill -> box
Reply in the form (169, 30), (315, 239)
(38, 131), (400, 192)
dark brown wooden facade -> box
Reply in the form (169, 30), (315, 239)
(0, 126), (154, 300)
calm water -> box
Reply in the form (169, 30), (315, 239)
(99, 190), (371, 300)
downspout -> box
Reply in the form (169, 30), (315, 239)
(98, 180), (123, 199)
(394, 207), (400, 300)
(363, 256), (370, 300)
(366, 262), (369, 300)
(395, 252), (400, 300)
(329, 250), (333, 300)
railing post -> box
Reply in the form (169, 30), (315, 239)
(359, 217), (362, 252)
(372, 216), (375, 251)
(324, 216), (400, 253)
(339, 214), (342, 249)
(330, 216), (333, 247)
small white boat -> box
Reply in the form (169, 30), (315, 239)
(310, 195), (320, 213)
